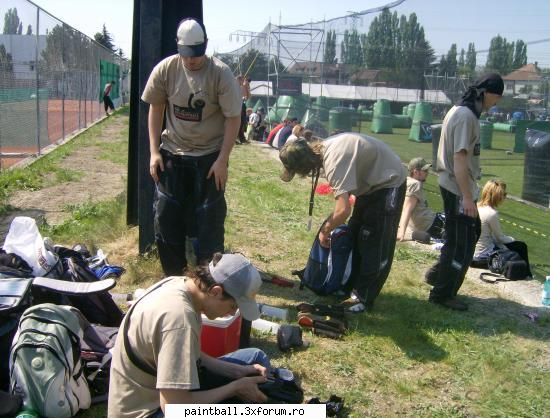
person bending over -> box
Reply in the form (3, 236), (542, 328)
(279, 133), (406, 313)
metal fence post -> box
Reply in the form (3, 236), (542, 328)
(35, 7), (40, 155)
(128, 0), (203, 253)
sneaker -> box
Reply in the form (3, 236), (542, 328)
(429, 298), (468, 311)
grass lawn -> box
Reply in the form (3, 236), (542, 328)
(352, 122), (550, 279)
(3, 112), (550, 417)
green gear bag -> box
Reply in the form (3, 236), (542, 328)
(9, 303), (91, 418)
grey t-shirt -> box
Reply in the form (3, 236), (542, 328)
(406, 176), (436, 232)
(141, 55), (242, 156)
(322, 133), (406, 197)
(436, 105), (481, 199)
(108, 278), (202, 418)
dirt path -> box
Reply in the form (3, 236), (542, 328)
(0, 116), (127, 241)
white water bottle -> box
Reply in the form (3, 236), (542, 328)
(258, 303), (288, 321)
(251, 318), (280, 335)
(542, 276), (550, 307)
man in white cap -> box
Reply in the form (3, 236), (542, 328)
(142, 18), (242, 276)
(108, 253), (270, 418)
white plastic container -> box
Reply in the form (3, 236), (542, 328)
(251, 318), (280, 334)
(258, 303), (288, 321)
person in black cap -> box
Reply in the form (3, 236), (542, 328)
(424, 73), (503, 311)
(141, 18), (242, 275)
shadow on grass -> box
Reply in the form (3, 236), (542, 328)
(347, 292), (549, 363)
(257, 284), (549, 365)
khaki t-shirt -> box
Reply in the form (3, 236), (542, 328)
(436, 105), (481, 199)
(141, 55), (242, 156)
(406, 176), (435, 232)
(108, 278), (202, 418)
(322, 133), (406, 197)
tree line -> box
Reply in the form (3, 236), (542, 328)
(1, 7), (124, 59)
(324, 8), (530, 86)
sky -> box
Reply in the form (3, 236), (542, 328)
(18, 0), (550, 67)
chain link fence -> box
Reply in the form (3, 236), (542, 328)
(0, 0), (129, 168)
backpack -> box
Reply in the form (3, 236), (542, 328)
(489, 249), (528, 279)
(293, 223), (353, 296)
(81, 323), (119, 403)
(9, 303), (91, 418)
(480, 248), (529, 282)
(49, 246), (124, 327)
(0, 276), (117, 392)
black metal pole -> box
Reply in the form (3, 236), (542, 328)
(127, 0), (203, 253)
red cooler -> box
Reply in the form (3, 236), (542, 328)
(200, 310), (241, 357)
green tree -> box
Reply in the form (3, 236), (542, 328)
(3, 8), (20, 34)
(438, 54), (448, 75)
(0, 44), (14, 74)
(340, 29), (363, 66)
(364, 9), (400, 70)
(443, 43), (458, 75)
(217, 49), (285, 81)
(486, 35), (522, 74)
(447, 44), (458, 75)
(216, 53), (238, 72)
(458, 48), (465, 73)
(513, 39), (527, 69)
(323, 30), (337, 64)
(466, 42), (476, 76)
(94, 24), (115, 52)
(363, 9), (434, 88)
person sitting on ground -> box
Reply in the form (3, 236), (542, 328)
(271, 119), (291, 149)
(266, 120), (285, 146)
(285, 124), (305, 145)
(108, 253), (269, 418)
(471, 179), (533, 277)
(397, 157), (445, 242)
(279, 133), (406, 313)
(276, 117), (298, 149)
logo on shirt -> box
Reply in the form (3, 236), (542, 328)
(173, 92), (206, 122)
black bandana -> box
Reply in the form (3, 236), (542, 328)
(458, 73), (503, 119)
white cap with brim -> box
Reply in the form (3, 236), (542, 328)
(176, 18), (207, 57)
(208, 254), (262, 321)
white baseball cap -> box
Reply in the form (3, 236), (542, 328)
(176, 18), (207, 57)
(208, 254), (262, 321)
